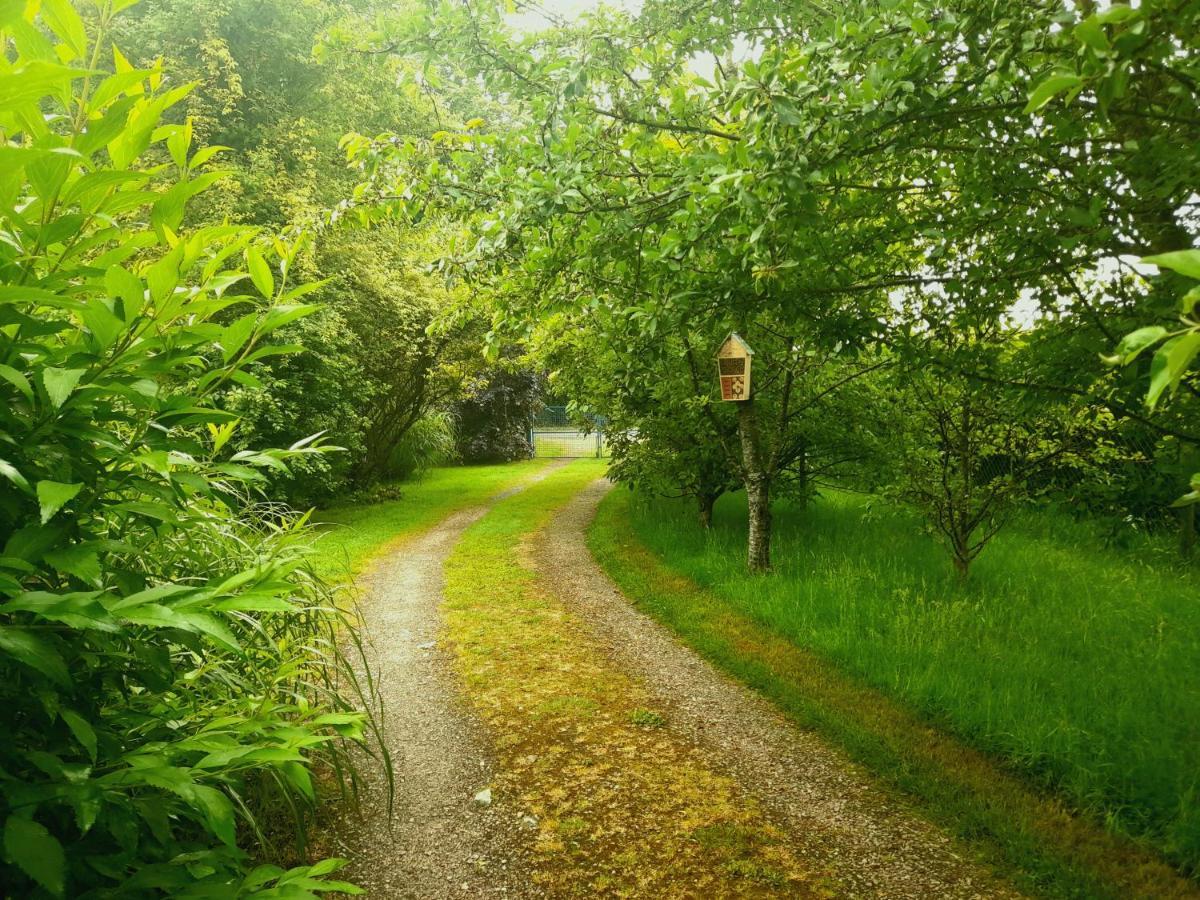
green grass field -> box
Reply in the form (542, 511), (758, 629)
(307, 459), (553, 581)
(592, 487), (1200, 889)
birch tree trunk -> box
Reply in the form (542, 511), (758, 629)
(737, 398), (772, 573)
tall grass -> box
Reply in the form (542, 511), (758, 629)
(623, 489), (1200, 873)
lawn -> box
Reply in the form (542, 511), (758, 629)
(592, 487), (1200, 889)
(307, 459), (554, 581)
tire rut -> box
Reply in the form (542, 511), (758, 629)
(327, 463), (566, 899)
(528, 477), (1021, 900)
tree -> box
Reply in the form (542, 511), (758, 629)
(887, 359), (1071, 577)
(116, 0), (489, 500)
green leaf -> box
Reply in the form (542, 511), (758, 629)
(306, 859), (349, 878)
(1144, 250), (1200, 281)
(1073, 17), (1109, 53)
(1148, 332), (1200, 409)
(37, 481), (82, 523)
(0, 458), (31, 493)
(192, 785), (236, 847)
(41, 0), (88, 60)
(4, 816), (66, 897)
(166, 118), (192, 170)
(80, 298), (126, 351)
(0, 61), (88, 108)
(189, 145), (231, 169)
(105, 265), (145, 321)
(257, 303), (318, 339)
(60, 709), (97, 761)
(146, 249), (181, 305)
(45, 543), (101, 583)
(219, 312), (259, 362)
(0, 627), (71, 685)
(1095, 4), (1139, 25)
(5, 591), (117, 631)
(247, 247), (275, 298)
(41, 367), (85, 408)
(1111, 326), (1166, 366)
(0, 363), (33, 400)
(1024, 73), (1084, 113)
(282, 761), (314, 800)
(0, 284), (82, 308)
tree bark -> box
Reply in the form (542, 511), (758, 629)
(737, 398), (772, 573)
(697, 492), (718, 530)
(1180, 503), (1196, 559)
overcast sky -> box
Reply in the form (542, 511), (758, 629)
(506, 0), (642, 32)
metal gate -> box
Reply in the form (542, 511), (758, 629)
(530, 406), (608, 458)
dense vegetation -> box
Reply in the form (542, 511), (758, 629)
(4, 0), (1200, 893)
(0, 3), (377, 895)
(333, 0), (1200, 882)
(347, 0), (1200, 570)
(111, 0), (539, 503)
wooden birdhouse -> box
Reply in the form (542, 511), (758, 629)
(716, 333), (753, 401)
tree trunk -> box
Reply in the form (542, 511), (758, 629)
(950, 532), (972, 580)
(697, 492), (718, 530)
(737, 399), (772, 573)
(1180, 503), (1196, 559)
(796, 437), (809, 502)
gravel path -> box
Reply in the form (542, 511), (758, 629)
(530, 477), (1022, 900)
(329, 467), (564, 899)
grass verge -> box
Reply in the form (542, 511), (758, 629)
(588, 488), (1199, 900)
(307, 459), (554, 581)
(441, 461), (834, 898)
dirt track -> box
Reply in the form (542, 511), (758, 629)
(526, 477), (1019, 899)
(328, 464), (1019, 898)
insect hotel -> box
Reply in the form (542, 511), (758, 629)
(716, 333), (753, 401)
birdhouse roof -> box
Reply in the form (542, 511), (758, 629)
(717, 332), (754, 357)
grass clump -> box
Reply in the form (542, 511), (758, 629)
(629, 708), (667, 728)
(590, 487), (1200, 898)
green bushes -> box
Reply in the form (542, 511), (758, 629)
(0, 4), (367, 895)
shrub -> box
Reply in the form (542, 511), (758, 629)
(454, 365), (543, 463)
(0, 4), (368, 896)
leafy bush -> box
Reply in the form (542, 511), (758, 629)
(454, 365), (543, 463)
(0, 4), (368, 896)
(385, 410), (458, 480)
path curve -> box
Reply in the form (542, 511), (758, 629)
(529, 477), (1021, 900)
(329, 465), (564, 899)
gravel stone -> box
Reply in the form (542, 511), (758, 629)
(327, 464), (566, 899)
(529, 477), (1023, 900)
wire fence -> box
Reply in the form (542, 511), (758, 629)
(531, 406), (609, 458)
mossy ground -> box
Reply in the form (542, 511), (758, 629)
(441, 461), (835, 897)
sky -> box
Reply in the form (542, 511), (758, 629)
(505, 0), (641, 33)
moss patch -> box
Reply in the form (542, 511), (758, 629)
(442, 461), (834, 897)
